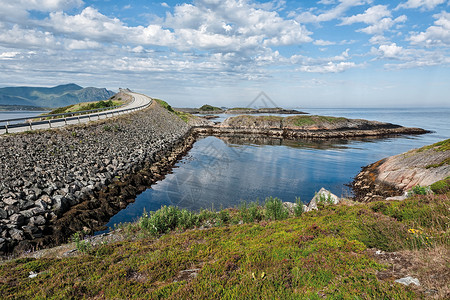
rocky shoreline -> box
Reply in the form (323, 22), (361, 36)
(0, 100), (195, 255)
(353, 139), (450, 202)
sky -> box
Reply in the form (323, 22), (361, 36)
(0, 0), (449, 108)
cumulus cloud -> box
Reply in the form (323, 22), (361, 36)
(408, 11), (450, 46)
(340, 5), (391, 25)
(396, 0), (446, 11)
(165, 0), (312, 51)
(296, 0), (372, 23)
(371, 42), (450, 69)
(0, 0), (84, 23)
(376, 43), (404, 58)
(359, 15), (407, 34)
(340, 5), (407, 35)
(290, 49), (358, 73)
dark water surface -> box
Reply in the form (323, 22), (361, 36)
(101, 107), (450, 230)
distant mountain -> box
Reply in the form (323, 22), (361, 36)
(0, 83), (115, 108)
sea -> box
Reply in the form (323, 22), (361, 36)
(2, 108), (449, 231)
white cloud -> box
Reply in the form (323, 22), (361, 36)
(0, 0), (84, 23)
(340, 5), (407, 35)
(340, 5), (391, 25)
(296, 0), (372, 23)
(408, 11), (450, 46)
(0, 24), (58, 49)
(314, 39), (336, 46)
(290, 49), (357, 73)
(371, 42), (450, 69)
(369, 35), (389, 44)
(164, 0), (312, 50)
(0, 51), (20, 60)
(358, 15), (407, 35)
(396, 0), (446, 11)
(299, 61), (357, 73)
(377, 43), (404, 58)
(161, 2), (170, 8)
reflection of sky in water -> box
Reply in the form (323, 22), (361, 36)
(100, 108), (450, 232)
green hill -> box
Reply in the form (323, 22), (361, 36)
(0, 84), (115, 108)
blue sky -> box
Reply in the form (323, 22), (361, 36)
(0, 0), (449, 108)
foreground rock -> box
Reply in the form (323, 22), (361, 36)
(0, 97), (196, 254)
(353, 139), (450, 202)
(195, 115), (429, 139)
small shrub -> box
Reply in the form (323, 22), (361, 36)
(294, 197), (304, 217)
(265, 197), (289, 221)
(218, 210), (230, 224)
(178, 209), (198, 230)
(72, 232), (92, 254)
(317, 193), (334, 205)
(430, 177), (450, 194)
(409, 185), (429, 196)
(239, 202), (263, 223)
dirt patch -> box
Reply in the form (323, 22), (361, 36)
(369, 246), (450, 299)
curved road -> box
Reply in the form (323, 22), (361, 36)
(0, 92), (152, 134)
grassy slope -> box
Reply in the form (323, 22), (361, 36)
(155, 99), (193, 123)
(1, 194), (448, 299)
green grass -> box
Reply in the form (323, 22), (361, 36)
(418, 138), (450, 152)
(154, 99), (175, 112)
(155, 98), (192, 123)
(199, 104), (222, 111)
(228, 107), (255, 111)
(426, 157), (450, 168)
(430, 177), (450, 194)
(2, 193), (448, 299)
(285, 115), (348, 127)
(46, 100), (121, 115)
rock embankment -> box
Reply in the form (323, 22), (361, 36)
(195, 115), (429, 138)
(0, 99), (193, 254)
(353, 139), (450, 202)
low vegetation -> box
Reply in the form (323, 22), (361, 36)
(285, 115), (348, 127)
(1, 191), (448, 299)
(199, 104), (222, 111)
(45, 99), (122, 116)
(418, 138), (450, 152)
(155, 99), (193, 123)
(227, 107), (256, 111)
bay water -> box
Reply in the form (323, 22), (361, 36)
(102, 107), (450, 229)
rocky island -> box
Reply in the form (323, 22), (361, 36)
(195, 114), (430, 138)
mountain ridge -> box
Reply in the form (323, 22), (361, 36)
(0, 83), (115, 108)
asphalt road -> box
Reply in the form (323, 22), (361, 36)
(0, 92), (152, 135)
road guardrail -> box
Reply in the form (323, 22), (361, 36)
(0, 94), (151, 134)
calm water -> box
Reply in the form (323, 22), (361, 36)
(100, 107), (450, 230)
(0, 111), (49, 125)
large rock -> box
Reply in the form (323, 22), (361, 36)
(353, 139), (450, 202)
(306, 188), (340, 212)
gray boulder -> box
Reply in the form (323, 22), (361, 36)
(306, 188), (340, 212)
(395, 276), (420, 286)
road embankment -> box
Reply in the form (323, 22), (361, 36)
(0, 100), (194, 254)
